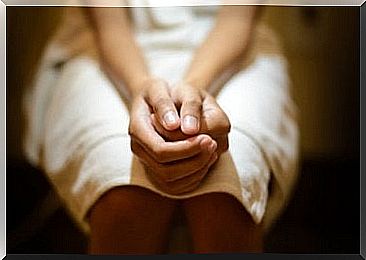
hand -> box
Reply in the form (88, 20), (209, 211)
(128, 78), (218, 194)
(151, 82), (231, 156)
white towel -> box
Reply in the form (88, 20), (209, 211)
(22, 5), (299, 234)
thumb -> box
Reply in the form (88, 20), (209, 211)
(176, 86), (203, 135)
(146, 79), (180, 131)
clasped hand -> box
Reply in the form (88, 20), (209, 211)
(128, 78), (231, 195)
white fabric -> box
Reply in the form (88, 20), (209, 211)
(22, 5), (299, 233)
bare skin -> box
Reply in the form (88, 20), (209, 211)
(85, 4), (260, 254)
(183, 192), (263, 254)
(88, 186), (177, 255)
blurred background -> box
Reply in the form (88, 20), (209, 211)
(6, 6), (360, 253)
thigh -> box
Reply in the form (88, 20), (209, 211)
(216, 54), (296, 136)
(214, 54), (298, 229)
(43, 57), (131, 171)
(41, 57), (135, 230)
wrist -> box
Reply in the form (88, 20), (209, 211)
(127, 76), (150, 98)
(128, 76), (167, 99)
(183, 73), (215, 91)
(108, 73), (149, 101)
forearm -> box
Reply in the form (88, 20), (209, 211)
(85, 7), (150, 99)
(184, 6), (258, 90)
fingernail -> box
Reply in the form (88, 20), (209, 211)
(164, 111), (177, 125)
(183, 115), (198, 130)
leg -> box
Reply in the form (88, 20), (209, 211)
(182, 192), (263, 254)
(215, 54), (299, 230)
(89, 186), (178, 255)
(29, 57), (179, 254)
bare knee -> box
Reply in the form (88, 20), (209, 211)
(90, 186), (172, 223)
(88, 186), (177, 254)
(183, 192), (263, 253)
(183, 192), (258, 230)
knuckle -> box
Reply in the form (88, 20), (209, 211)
(221, 120), (231, 134)
(184, 99), (202, 110)
(128, 121), (139, 137)
(154, 98), (173, 113)
(226, 120), (231, 133)
(215, 118), (231, 135)
(128, 124), (135, 137)
(222, 113), (231, 132)
(218, 137), (229, 152)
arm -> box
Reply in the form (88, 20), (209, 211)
(155, 6), (259, 148)
(85, 7), (150, 99)
(85, 7), (218, 194)
(183, 6), (259, 90)
(85, 7), (182, 127)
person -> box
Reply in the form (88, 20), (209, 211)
(23, 0), (299, 255)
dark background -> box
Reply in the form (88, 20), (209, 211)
(6, 6), (360, 253)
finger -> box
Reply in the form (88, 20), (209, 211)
(129, 98), (210, 163)
(153, 152), (218, 195)
(129, 96), (169, 147)
(151, 112), (229, 154)
(172, 152), (218, 194)
(177, 89), (203, 135)
(152, 113), (229, 156)
(131, 129), (213, 163)
(146, 80), (180, 131)
(200, 95), (231, 136)
(215, 135), (229, 154)
(131, 138), (216, 181)
(151, 113), (188, 141)
(165, 139), (217, 182)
